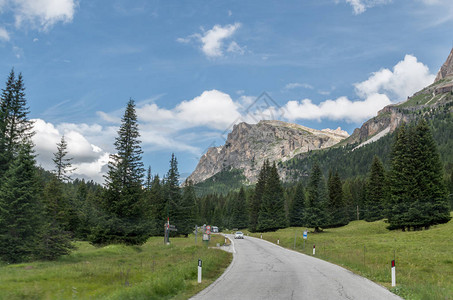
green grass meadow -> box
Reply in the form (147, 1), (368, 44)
(0, 234), (232, 300)
(247, 213), (453, 300)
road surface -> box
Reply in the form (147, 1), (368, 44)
(191, 235), (401, 300)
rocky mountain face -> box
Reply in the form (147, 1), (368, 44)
(187, 120), (348, 184)
(346, 48), (453, 147)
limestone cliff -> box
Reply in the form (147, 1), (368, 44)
(188, 120), (348, 184)
(347, 49), (453, 147)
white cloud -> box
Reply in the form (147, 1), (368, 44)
(354, 54), (435, 101)
(282, 54), (434, 123)
(13, 0), (77, 30)
(0, 0), (77, 31)
(32, 119), (111, 183)
(284, 94), (391, 123)
(284, 82), (314, 90)
(178, 23), (242, 58)
(0, 26), (9, 41)
(344, 0), (392, 15)
(200, 23), (241, 57)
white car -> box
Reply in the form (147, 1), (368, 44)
(234, 231), (244, 239)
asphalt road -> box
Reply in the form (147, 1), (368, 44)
(191, 235), (401, 300)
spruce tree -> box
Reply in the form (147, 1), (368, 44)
(0, 69), (33, 178)
(231, 187), (249, 229)
(93, 99), (148, 245)
(327, 170), (348, 227)
(164, 154), (185, 236)
(249, 160), (269, 232)
(150, 174), (166, 235)
(305, 163), (328, 232)
(180, 180), (197, 236)
(388, 123), (412, 230)
(364, 156), (386, 222)
(0, 143), (44, 263)
(53, 135), (74, 182)
(289, 181), (306, 227)
(257, 162), (287, 232)
(410, 119), (450, 228)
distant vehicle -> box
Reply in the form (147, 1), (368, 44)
(212, 226), (219, 233)
(234, 231), (244, 239)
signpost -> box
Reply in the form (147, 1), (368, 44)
(164, 218), (177, 245)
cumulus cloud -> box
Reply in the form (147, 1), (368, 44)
(343, 0), (392, 15)
(32, 118), (111, 183)
(282, 54), (434, 123)
(0, 26), (9, 41)
(1, 0), (77, 31)
(177, 23), (242, 58)
(284, 94), (391, 123)
(354, 54), (435, 101)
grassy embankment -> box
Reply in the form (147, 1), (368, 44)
(247, 213), (453, 300)
(0, 234), (231, 300)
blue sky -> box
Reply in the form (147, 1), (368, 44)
(0, 0), (452, 182)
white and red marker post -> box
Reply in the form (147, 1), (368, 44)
(391, 260), (396, 287)
(313, 244), (316, 255)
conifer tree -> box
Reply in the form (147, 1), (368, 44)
(0, 69), (33, 178)
(327, 170), (348, 227)
(150, 174), (166, 235)
(305, 163), (328, 232)
(231, 187), (249, 229)
(257, 162), (287, 231)
(164, 154), (185, 235)
(388, 123), (412, 230)
(249, 160), (269, 232)
(93, 99), (149, 245)
(289, 181), (306, 227)
(409, 119), (450, 228)
(364, 156), (386, 222)
(0, 143), (44, 263)
(180, 180), (197, 236)
(53, 135), (74, 182)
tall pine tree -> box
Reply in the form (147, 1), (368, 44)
(257, 162), (287, 232)
(289, 181), (306, 227)
(305, 163), (329, 232)
(231, 187), (249, 229)
(93, 99), (149, 245)
(364, 156), (386, 222)
(53, 135), (74, 182)
(249, 160), (269, 232)
(327, 170), (348, 227)
(0, 143), (45, 263)
(164, 154), (183, 235)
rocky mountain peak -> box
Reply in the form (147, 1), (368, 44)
(188, 120), (347, 184)
(435, 48), (453, 82)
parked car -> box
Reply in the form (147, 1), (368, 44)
(212, 226), (219, 233)
(234, 231), (244, 239)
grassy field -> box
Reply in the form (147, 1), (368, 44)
(0, 234), (232, 300)
(246, 214), (453, 300)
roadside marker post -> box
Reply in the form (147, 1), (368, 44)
(303, 230), (308, 250)
(260, 234), (263, 239)
(198, 259), (202, 283)
(391, 260), (396, 287)
(277, 239), (279, 245)
(313, 244), (316, 255)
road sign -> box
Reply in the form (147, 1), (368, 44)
(202, 233), (209, 241)
(303, 231), (308, 240)
(206, 225), (211, 231)
(206, 230), (211, 235)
